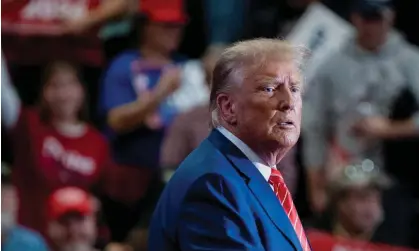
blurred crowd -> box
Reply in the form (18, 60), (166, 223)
(1, 0), (419, 250)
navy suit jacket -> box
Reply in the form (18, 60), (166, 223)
(148, 129), (306, 251)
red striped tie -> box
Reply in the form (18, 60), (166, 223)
(269, 168), (310, 251)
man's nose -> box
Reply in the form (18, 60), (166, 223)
(276, 87), (295, 111)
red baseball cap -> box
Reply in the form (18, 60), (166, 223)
(47, 187), (94, 220)
(140, 0), (188, 24)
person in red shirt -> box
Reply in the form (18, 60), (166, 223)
(1, 0), (130, 66)
(1, 58), (111, 240)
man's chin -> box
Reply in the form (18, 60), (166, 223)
(273, 132), (299, 148)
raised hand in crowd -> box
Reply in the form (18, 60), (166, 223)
(106, 64), (182, 133)
(153, 65), (182, 99)
(143, 66), (182, 129)
(352, 116), (419, 140)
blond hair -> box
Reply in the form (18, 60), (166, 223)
(209, 38), (308, 128)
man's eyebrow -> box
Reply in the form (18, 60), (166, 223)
(254, 75), (302, 85)
(254, 76), (279, 83)
(289, 78), (302, 85)
(255, 75), (302, 85)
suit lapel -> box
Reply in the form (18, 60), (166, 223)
(208, 130), (302, 250)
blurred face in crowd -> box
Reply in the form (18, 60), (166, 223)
(43, 66), (84, 122)
(352, 10), (394, 51)
(230, 60), (303, 151)
(337, 187), (383, 235)
(49, 212), (97, 251)
(144, 22), (183, 54)
(42, 65), (84, 122)
(1, 184), (18, 234)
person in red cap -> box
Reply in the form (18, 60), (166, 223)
(140, 0), (187, 24)
(98, 0), (209, 242)
(46, 187), (133, 251)
(46, 187), (98, 251)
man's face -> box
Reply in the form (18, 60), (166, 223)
(49, 213), (97, 251)
(352, 10), (394, 51)
(338, 187), (383, 234)
(1, 185), (18, 232)
(233, 60), (303, 149)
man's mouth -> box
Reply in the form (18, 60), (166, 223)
(277, 120), (295, 128)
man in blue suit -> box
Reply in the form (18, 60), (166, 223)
(149, 39), (310, 251)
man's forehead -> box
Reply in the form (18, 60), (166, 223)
(252, 65), (302, 83)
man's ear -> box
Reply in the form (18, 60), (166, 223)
(216, 93), (237, 125)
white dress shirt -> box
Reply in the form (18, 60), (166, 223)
(217, 127), (275, 188)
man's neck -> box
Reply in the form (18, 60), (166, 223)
(222, 125), (288, 167)
(252, 145), (286, 167)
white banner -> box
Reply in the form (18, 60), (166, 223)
(287, 3), (354, 85)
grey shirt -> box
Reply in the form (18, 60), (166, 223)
(303, 32), (419, 170)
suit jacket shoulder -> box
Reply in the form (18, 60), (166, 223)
(148, 130), (303, 251)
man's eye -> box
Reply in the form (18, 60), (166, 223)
(264, 87), (275, 93)
(290, 86), (300, 93)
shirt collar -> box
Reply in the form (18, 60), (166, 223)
(217, 127), (274, 182)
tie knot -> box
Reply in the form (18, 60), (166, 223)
(269, 168), (284, 185)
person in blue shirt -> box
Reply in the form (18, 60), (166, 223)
(1, 165), (49, 251)
(98, 0), (190, 242)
